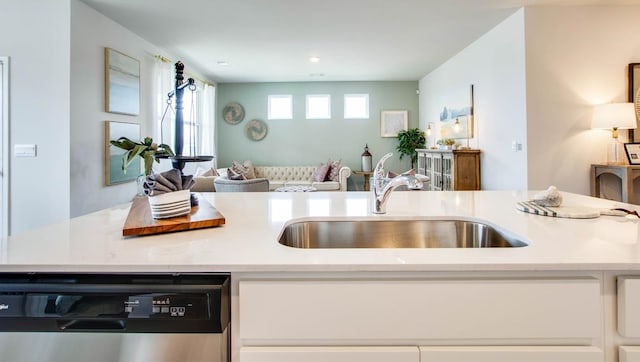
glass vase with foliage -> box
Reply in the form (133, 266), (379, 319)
(110, 137), (174, 176)
(396, 128), (426, 169)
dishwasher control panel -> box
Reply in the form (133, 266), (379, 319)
(0, 273), (229, 333)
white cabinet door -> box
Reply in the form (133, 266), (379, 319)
(619, 277), (640, 337)
(420, 346), (603, 362)
(239, 346), (419, 362)
(620, 346), (640, 362)
(239, 278), (600, 342)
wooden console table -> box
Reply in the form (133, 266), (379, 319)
(591, 164), (640, 204)
(353, 170), (373, 191)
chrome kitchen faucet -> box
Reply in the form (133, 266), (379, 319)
(372, 153), (424, 214)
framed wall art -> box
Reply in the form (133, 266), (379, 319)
(105, 47), (140, 115)
(105, 121), (141, 185)
(439, 84), (474, 139)
(380, 110), (408, 137)
(629, 63), (640, 141)
(625, 143), (640, 165)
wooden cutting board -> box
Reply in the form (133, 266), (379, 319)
(123, 196), (225, 237)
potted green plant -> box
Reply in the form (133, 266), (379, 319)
(396, 128), (426, 169)
(110, 136), (174, 176)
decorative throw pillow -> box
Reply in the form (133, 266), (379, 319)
(387, 169), (416, 178)
(195, 167), (219, 177)
(325, 159), (342, 182)
(312, 163), (331, 182)
(231, 160), (256, 179)
(227, 167), (247, 180)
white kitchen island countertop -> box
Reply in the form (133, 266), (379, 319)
(1, 190), (639, 273)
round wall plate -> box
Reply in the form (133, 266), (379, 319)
(245, 119), (268, 141)
(222, 102), (245, 125)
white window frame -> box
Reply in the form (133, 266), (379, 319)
(344, 93), (370, 119)
(268, 94), (293, 120)
(305, 94), (331, 119)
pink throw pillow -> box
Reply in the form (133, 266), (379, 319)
(312, 163), (331, 182)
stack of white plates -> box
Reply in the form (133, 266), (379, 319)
(148, 190), (191, 219)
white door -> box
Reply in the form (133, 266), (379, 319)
(0, 56), (8, 237)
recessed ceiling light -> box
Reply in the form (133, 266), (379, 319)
(309, 56), (320, 63)
(217, 61), (229, 66)
(309, 73), (325, 77)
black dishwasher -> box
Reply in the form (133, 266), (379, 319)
(0, 273), (230, 362)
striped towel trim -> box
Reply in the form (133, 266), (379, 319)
(517, 201), (558, 217)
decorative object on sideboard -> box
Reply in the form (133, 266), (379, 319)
(381, 110), (408, 137)
(222, 101), (245, 125)
(628, 63), (640, 141)
(436, 138), (456, 150)
(245, 118), (268, 141)
(591, 102), (636, 164)
(361, 144), (372, 172)
(104, 47), (140, 116)
(396, 128), (426, 169)
(624, 143), (640, 165)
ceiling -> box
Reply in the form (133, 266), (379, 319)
(80, 0), (640, 83)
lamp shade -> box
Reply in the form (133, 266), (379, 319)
(591, 102), (637, 130)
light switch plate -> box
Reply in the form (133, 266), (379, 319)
(14, 144), (37, 157)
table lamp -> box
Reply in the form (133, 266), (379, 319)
(591, 102), (637, 164)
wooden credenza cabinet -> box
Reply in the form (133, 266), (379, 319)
(416, 149), (481, 190)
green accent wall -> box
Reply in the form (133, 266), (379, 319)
(216, 81), (419, 190)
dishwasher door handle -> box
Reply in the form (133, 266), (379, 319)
(57, 319), (126, 331)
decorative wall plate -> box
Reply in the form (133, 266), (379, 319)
(222, 102), (245, 125)
(245, 119), (268, 141)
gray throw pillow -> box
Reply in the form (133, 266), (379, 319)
(325, 159), (342, 182)
(227, 167), (247, 180)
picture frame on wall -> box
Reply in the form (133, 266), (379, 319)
(624, 143), (640, 165)
(105, 121), (141, 185)
(105, 47), (140, 116)
(629, 63), (640, 141)
(380, 110), (408, 137)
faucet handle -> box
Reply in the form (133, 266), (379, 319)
(374, 153), (393, 179)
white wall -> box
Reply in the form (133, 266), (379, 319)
(70, 0), (212, 217)
(524, 5), (640, 195)
(419, 9), (528, 190)
(0, 0), (71, 234)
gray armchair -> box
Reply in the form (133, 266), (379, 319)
(213, 177), (270, 192)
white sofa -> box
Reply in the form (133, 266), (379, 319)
(254, 166), (351, 191)
(191, 165), (351, 192)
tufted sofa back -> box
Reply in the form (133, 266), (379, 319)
(254, 166), (318, 181)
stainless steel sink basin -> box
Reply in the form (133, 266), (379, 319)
(278, 219), (528, 248)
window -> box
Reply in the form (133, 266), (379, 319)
(268, 95), (293, 119)
(344, 94), (369, 119)
(181, 89), (199, 156)
(306, 94), (331, 119)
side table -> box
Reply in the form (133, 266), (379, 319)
(591, 164), (640, 204)
(353, 170), (373, 191)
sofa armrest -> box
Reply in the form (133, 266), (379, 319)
(213, 177), (270, 192)
(338, 166), (352, 191)
(191, 176), (218, 192)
